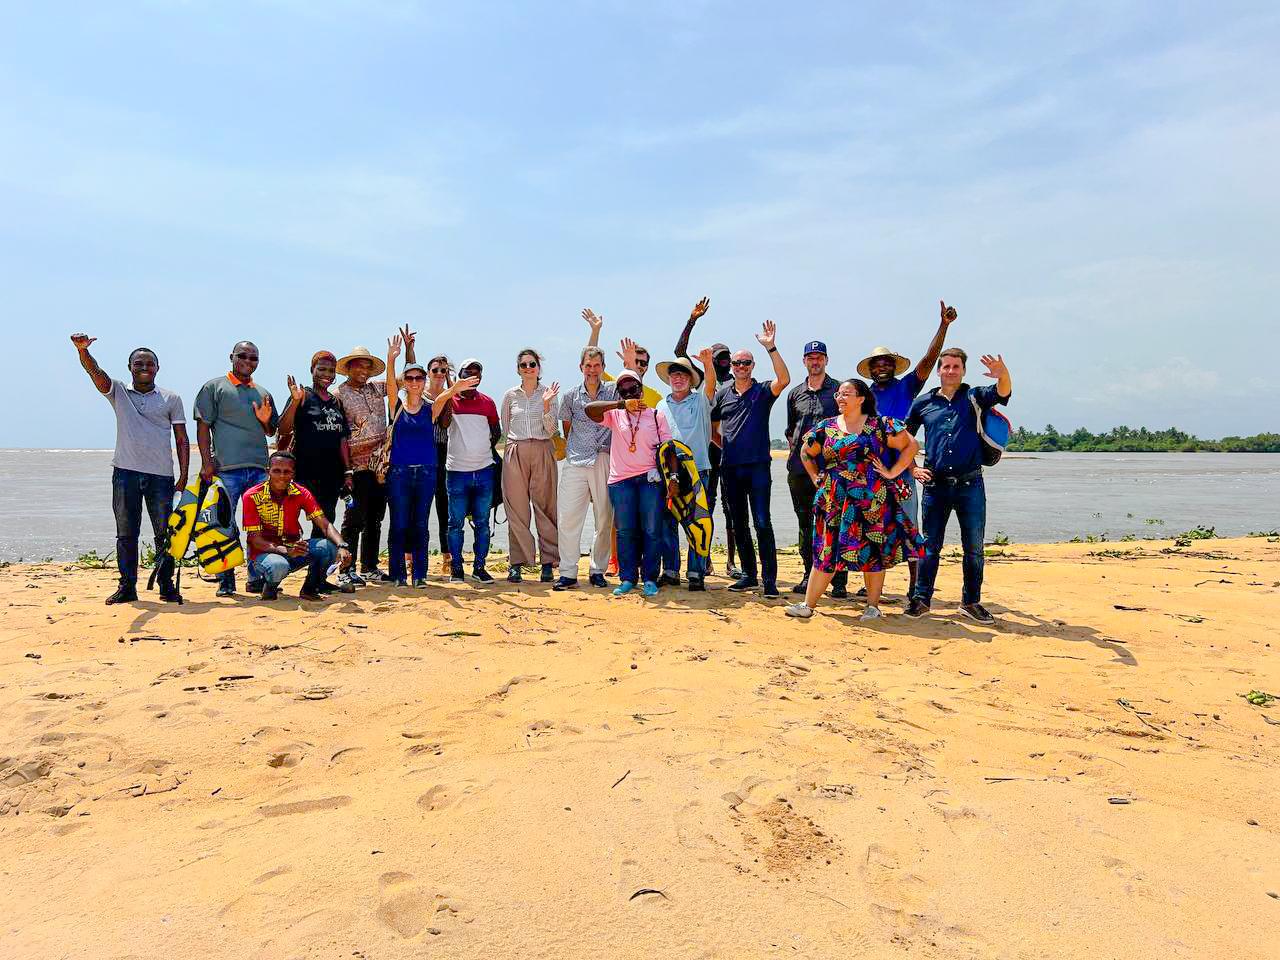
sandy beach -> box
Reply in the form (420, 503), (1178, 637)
(2, 537), (1277, 959)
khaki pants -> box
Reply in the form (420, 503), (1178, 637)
(502, 439), (560, 567)
(557, 455), (613, 579)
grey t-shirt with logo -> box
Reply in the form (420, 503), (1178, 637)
(193, 376), (278, 471)
(105, 379), (185, 477)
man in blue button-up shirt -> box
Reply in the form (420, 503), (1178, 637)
(905, 348), (1011, 624)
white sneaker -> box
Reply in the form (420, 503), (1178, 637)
(860, 604), (882, 621)
(785, 603), (814, 619)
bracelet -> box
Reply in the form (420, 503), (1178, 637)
(344, 470), (354, 475)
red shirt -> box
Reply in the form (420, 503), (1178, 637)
(241, 481), (324, 560)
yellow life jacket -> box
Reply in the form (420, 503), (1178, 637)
(166, 478), (245, 574)
(657, 439), (714, 559)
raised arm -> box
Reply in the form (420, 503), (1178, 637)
(430, 376), (480, 419)
(697, 347), (717, 401)
(70, 334), (111, 394)
(400, 324), (417, 365)
(913, 301), (957, 382)
(276, 375), (306, 447)
(385, 335), (402, 414)
(980, 354), (1012, 399)
(757, 321), (790, 396)
(674, 297), (711, 359)
(585, 396), (644, 424)
(581, 308), (605, 349)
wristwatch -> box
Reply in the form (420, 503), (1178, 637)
(767, 346), (778, 354)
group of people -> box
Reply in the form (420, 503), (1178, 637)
(71, 297), (1010, 622)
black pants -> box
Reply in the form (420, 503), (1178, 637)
(722, 461), (777, 587)
(786, 470), (847, 589)
(296, 462), (343, 531)
(705, 443), (736, 564)
(434, 441), (449, 554)
(340, 469), (388, 573)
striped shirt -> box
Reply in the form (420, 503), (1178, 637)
(559, 380), (617, 467)
(499, 384), (558, 441)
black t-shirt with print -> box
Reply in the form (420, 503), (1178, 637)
(292, 388), (350, 477)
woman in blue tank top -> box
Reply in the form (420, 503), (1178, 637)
(384, 338), (438, 587)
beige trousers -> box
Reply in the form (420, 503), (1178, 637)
(557, 454), (613, 579)
(502, 439), (560, 566)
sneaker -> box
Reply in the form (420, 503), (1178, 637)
(338, 579), (356, 594)
(507, 566), (523, 583)
(727, 576), (758, 592)
(317, 580), (339, 594)
(345, 569), (367, 587)
(642, 581), (659, 597)
(260, 583), (280, 601)
(613, 581), (636, 596)
(472, 569), (495, 584)
(215, 582), (236, 598)
(413, 578), (430, 589)
(552, 577), (578, 592)
(785, 602), (813, 619)
(905, 598), (930, 618)
(105, 584), (138, 605)
(762, 583), (780, 598)
(361, 568), (391, 583)
(540, 564), (554, 583)
(960, 602), (995, 625)
(791, 578), (809, 595)
(687, 576), (706, 592)
(861, 604), (882, 621)
(660, 571), (681, 587)
(450, 567), (466, 583)
(588, 573), (609, 588)
(392, 578), (409, 588)
(727, 565), (744, 580)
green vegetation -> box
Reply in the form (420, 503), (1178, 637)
(1008, 426), (1280, 453)
(1174, 525), (1218, 547)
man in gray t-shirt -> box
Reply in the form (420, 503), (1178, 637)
(194, 340), (279, 596)
(72, 334), (189, 605)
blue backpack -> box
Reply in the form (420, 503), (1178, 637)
(970, 393), (1011, 466)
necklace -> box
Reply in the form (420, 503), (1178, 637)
(624, 409), (642, 453)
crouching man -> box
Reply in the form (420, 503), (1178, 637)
(242, 451), (353, 601)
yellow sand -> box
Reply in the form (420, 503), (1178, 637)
(2, 538), (1277, 959)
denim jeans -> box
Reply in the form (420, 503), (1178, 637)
(661, 512), (708, 579)
(387, 463), (435, 582)
(913, 474), (987, 606)
(216, 466), (268, 589)
(609, 474), (664, 586)
(249, 537), (337, 586)
(446, 468), (494, 572)
(786, 470), (846, 589)
(722, 461), (777, 587)
(111, 467), (174, 586)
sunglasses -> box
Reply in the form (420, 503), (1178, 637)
(234, 352), (259, 361)
(403, 374), (426, 382)
(730, 359), (753, 367)
(518, 361), (539, 369)
(429, 367), (449, 375)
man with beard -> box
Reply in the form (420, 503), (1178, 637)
(855, 301), (956, 599)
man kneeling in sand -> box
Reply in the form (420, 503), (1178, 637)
(242, 451), (353, 601)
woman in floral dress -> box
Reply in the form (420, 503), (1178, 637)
(785, 378), (923, 621)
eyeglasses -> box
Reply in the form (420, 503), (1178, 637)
(403, 374), (426, 382)
(429, 367), (448, 375)
(518, 361), (539, 369)
(234, 352), (259, 361)
(730, 359), (753, 367)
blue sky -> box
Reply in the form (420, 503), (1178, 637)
(4, 0), (1277, 446)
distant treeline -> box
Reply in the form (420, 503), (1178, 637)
(1008, 426), (1280, 453)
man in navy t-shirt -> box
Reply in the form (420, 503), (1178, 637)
(855, 300), (957, 598)
(710, 321), (791, 596)
(905, 347), (1011, 625)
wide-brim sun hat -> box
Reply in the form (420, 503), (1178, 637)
(655, 357), (704, 389)
(857, 346), (910, 379)
(336, 346), (386, 377)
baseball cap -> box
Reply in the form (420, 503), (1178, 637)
(802, 340), (827, 356)
(710, 343), (730, 358)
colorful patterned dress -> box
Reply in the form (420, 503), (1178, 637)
(804, 415), (924, 573)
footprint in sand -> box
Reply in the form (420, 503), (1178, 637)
(376, 872), (461, 939)
(258, 795), (351, 818)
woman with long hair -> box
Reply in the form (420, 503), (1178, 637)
(498, 348), (560, 583)
(425, 354), (454, 571)
(786, 378), (923, 620)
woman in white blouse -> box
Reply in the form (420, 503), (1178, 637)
(499, 349), (561, 583)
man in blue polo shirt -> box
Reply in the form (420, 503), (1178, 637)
(905, 348), (1011, 624)
(710, 320), (791, 597)
(856, 300), (957, 599)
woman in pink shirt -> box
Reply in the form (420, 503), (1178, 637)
(586, 344), (671, 597)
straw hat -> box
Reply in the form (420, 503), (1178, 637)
(336, 346), (386, 377)
(856, 346), (910, 379)
(655, 357), (704, 389)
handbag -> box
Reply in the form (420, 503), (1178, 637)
(374, 402), (406, 484)
(551, 432), (567, 461)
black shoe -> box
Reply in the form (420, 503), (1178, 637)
(905, 598), (930, 618)
(854, 586), (867, 598)
(687, 576), (706, 592)
(215, 582), (236, 598)
(260, 583), (280, 601)
(791, 578), (808, 594)
(540, 564), (554, 583)
(450, 567), (465, 583)
(660, 571), (681, 587)
(105, 584), (138, 605)
(158, 583), (182, 603)
(831, 584), (848, 600)
(299, 581), (326, 601)
(588, 573), (609, 588)
(762, 583), (780, 598)
(727, 576), (758, 592)
(361, 568), (391, 583)
(472, 569), (495, 584)
(317, 580), (339, 594)
(507, 565), (522, 583)
(245, 579), (264, 595)
(960, 602), (995, 625)
(552, 577), (578, 592)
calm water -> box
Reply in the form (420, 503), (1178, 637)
(1, 450), (1277, 562)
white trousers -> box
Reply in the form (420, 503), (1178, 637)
(557, 455), (614, 579)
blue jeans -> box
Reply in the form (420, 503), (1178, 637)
(216, 466), (267, 589)
(387, 463), (435, 582)
(722, 462), (777, 586)
(446, 468), (493, 572)
(111, 467), (174, 586)
(609, 474), (664, 586)
(250, 538), (337, 586)
(661, 513), (708, 579)
(913, 474), (987, 606)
